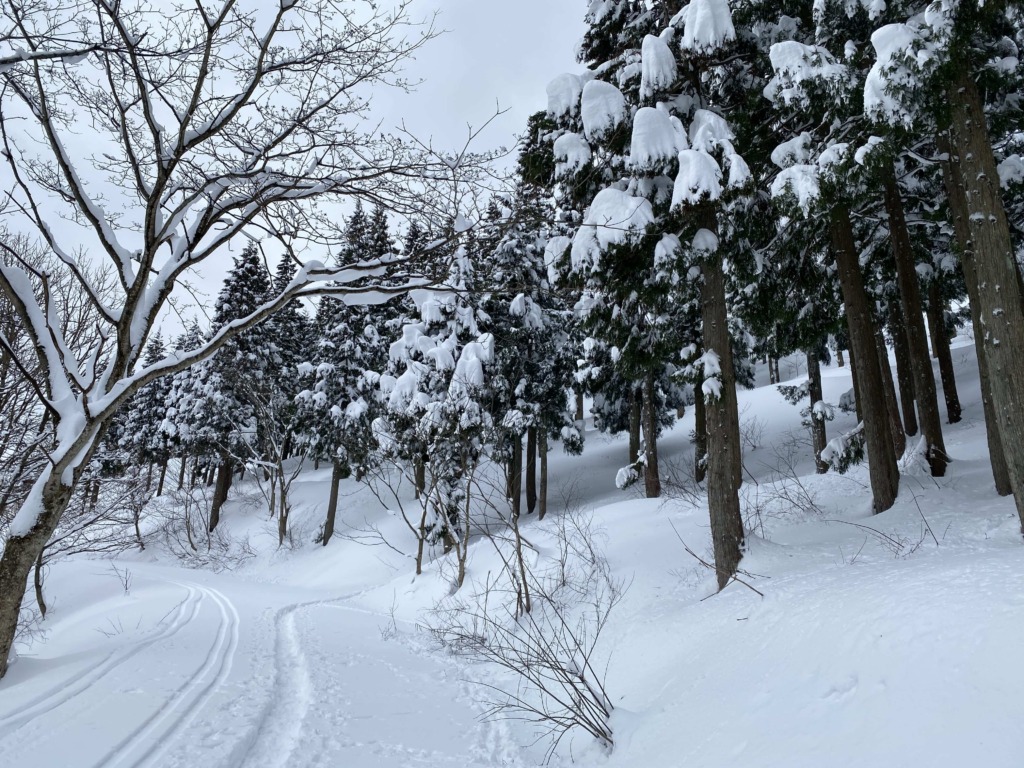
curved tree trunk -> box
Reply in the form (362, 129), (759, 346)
(882, 165), (947, 475)
(209, 450), (232, 532)
(830, 205), (900, 513)
(926, 281), (963, 424)
(323, 460), (344, 546)
(945, 71), (1024, 520)
(876, 327), (907, 459)
(889, 304), (919, 437)
(701, 237), (744, 589)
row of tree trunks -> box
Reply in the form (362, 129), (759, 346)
(806, 351), (829, 474)
(925, 281), (963, 424)
(506, 430), (550, 518)
(767, 357), (781, 384)
(701, 237), (744, 590)
(945, 70), (1024, 521)
(830, 205), (900, 513)
(881, 164), (948, 475)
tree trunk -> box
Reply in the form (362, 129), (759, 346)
(693, 373), (708, 483)
(575, 389), (585, 424)
(525, 427), (537, 515)
(323, 460), (344, 546)
(876, 326), (906, 459)
(209, 451), (232, 532)
(889, 303), (919, 437)
(946, 69), (1024, 525)
(926, 281), (963, 424)
(807, 350), (829, 474)
(701, 236), (744, 589)
(768, 357), (777, 384)
(628, 389), (641, 465)
(510, 433), (523, 518)
(830, 205), (900, 513)
(156, 456), (169, 497)
(882, 164), (948, 475)
(539, 431), (548, 520)
(641, 373), (661, 498)
(836, 347), (845, 367)
(938, 131), (1011, 495)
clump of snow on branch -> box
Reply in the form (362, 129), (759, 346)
(672, 150), (723, 207)
(629, 107), (680, 169)
(547, 72), (584, 118)
(554, 133), (593, 177)
(571, 188), (655, 271)
(640, 30), (677, 98)
(581, 80), (627, 140)
(675, 0), (736, 53)
(764, 41), (849, 106)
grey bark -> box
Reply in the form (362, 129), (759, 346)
(946, 69), (1024, 523)
(889, 304), (919, 437)
(807, 351), (829, 474)
(925, 281), (963, 424)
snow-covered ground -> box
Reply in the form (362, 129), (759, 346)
(3, 337), (1023, 767)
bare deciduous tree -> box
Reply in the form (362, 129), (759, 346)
(0, 0), (494, 676)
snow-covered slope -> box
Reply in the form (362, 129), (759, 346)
(2, 338), (1021, 767)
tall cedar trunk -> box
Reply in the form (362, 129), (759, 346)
(525, 427), (537, 514)
(926, 281), (963, 423)
(575, 389), (585, 424)
(628, 389), (642, 465)
(701, 238), (744, 589)
(144, 461), (153, 493)
(768, 358), (777, 384)
(882, 165), (948, 475)
(538, 431), (548, 519)
(209, 451), (232, 532)
(946, 69), (1024, 525)
(836, 347), (845, 367)
(938, 131), (1012, 495)
(889, 304), (919, 436)
(807, 351), (829, 474)
(830, 206), (900, 513)
(323, 461), (344, 546)
(641, 373), (661, 498)
(156, 456), (168, 497)
(693, 372), (708, 483)
(510, 433), (523, 519)
(177, 456), (187, 490)
(846, 341), (863, 422)
(773, 358), (781, 383)
(876, 327), (907, 458)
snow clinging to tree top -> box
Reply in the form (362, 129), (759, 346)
(570, 188), (655, 271)
(629, 107), (679, 169)
(581, 79), (627, 140)
(676, 0), (736, 54)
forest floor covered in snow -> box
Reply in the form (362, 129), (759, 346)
(2, 336), (1022, 767)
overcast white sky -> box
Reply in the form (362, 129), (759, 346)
(372, 0), (586, 158)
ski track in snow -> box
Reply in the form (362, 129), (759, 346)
(0, 582), (201, 739)
(91, 582), (240, 768)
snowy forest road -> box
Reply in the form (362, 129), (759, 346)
(0, 563), (510, 768)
